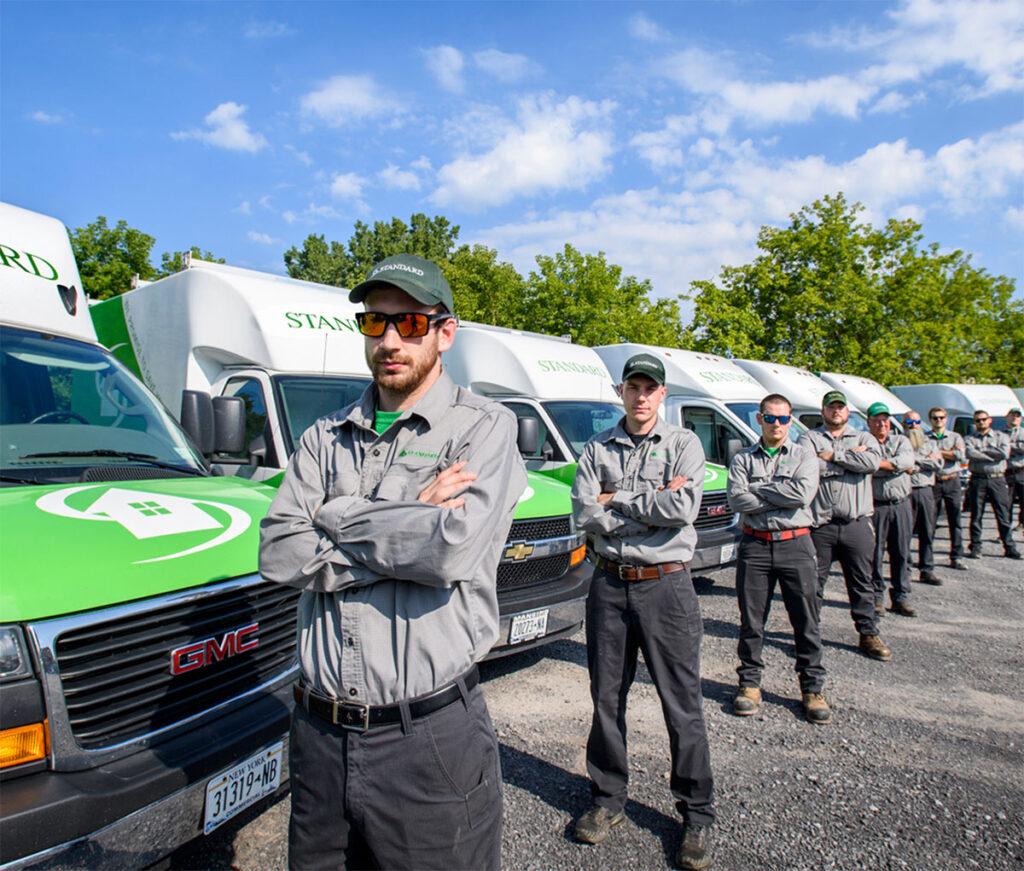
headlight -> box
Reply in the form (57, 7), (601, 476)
(0, 626), (33, 681)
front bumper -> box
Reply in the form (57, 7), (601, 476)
(692, 523), (742, 571)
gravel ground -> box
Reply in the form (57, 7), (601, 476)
(169, 514), (1024, 870)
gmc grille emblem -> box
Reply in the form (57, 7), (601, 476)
(170, 623), (259, 675)
(707, 505), (728, 517)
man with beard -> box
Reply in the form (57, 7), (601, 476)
(965, 409), (1021, 560)
(799, 391), (891, 661)
(902, 410), (944, 586)
(259, 254), (526, 870)
(928, 408), (968, 570)
(867, 403), (915, 617)
(1006, 408), (1024, 531)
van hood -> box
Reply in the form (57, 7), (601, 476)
(531, 461), (729, 493)
(1, 477), (275, 622)
(514, 471), (572, 519)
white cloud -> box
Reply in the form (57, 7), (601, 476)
(305, 203), (342, 220)
(258, 195), (274, 210)
(378, 163), (421, 191)
(473, 49), (542, 82)
(171, 102), (268, 152)
(423, 45), (465, 93)
(243, 20), (293, 39)
(1006, 206), (1024, 230)
(235, 200), (253, 215)
(411, 155), (433, 171)
(31, 110), (63, 124)
(932, 121), (1024, 212)
(868, 91), (913, 114)
(300, 75), (403, 127)
(431, 94), (616, 210)
(248, 231), (279, 244)
(628, 12), (668, 43)
(630, 115), (700, 171)
(285, 145), (313, 166)
(282, 210), (297, 224)
(330, 172), (366, 200)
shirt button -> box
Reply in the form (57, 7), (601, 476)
(347, 637), (354, 647)
(349, 687), (358, 696)
(373, 448), (381, 456)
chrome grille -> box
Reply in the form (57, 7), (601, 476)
(54, 582), (300, 749)
(694, 491), (735, 530)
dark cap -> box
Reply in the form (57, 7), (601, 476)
(1009, 407), (1022, 415)
(621, 353), (665, 386)
(349, 253), (454, 313)
(822, 389), (847, 408)
(867, 401), (890, 417)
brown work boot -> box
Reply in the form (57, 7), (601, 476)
(801, 692), (833, 725)
(675, 822), (712, 870)
(888, 601), (917, 617)
(732, 686), (761, 716)
(573, 804), (625, 844)
(859, 633), (891, 661)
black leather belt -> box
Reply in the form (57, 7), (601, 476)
(294, 666), (478, 731)
(593, 554), (687, 580)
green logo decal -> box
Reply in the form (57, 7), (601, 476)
(285, 312), (359, 332)
(398, 449), (439, 459)
(536, 359), (607, 377)
(0, 243), (58, 280)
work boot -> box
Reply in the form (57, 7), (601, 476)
(967, 549), (982, 559)
(574, 805), (625, 844)
(919, 571), (942, 585)
(1006, 548), (1022, 560)
(859, 634), (891, 661)
(874, 600), (885, 614)
(732, 686), (761, 716)
(801, 692), (833, 725)
(889, 601), (917, 617)
(675, 823), (712, 870)
(950, 559), (967, 571)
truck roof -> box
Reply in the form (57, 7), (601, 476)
(0, 201), (96, 343)
(735, 359), (858, 411)
(818, 372), (911, 416)
(445, 322), (618, 402)
(593, 344), (764, 401)
(92, 259), (368, 402)
(889, 383), (1020, 416)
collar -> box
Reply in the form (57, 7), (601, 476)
(333, 371), (457, 433)
(608, 414), (667, 446)
(757, 439), (790, 456)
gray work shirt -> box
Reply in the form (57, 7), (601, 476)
(965, 429), (1010, 476)
(727, 440), (818, 531)
(258, 372), (526, 704)
(871, 434), (914, 502)
(572, 416), (705, 565)
(929, 428), (965, 477)
(909, 437), (943, 489)
(798, 426), (882, 525)
(1008, 426), (1024, 473)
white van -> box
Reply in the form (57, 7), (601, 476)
(91, 260), (590, 656)
(818, 371), (911, 433)
(890, 383), (1021, 436)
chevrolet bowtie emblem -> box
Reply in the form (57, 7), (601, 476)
(504, 542), (535, 561)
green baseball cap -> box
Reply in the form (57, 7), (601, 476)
(349, 253), (455, 313)
(1009, 408), (1022, 415)
(621, 353), (665, 385)
(822, 390), (847, 407)
(867, 401), (890, 417)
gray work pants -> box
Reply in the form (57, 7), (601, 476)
(872, 498), (913, 605)
(811, 517), (879, 636)
(584, 565), (715, 827)
(288, 682), (502, 871)
(910, 486), (938, 573)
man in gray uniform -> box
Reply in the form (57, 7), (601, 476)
(259, 254), (526, 870)
(867, 402), (916, 617)
(903, 410), (944, 585)
(928, 407), (967, 570)
(727, 393), (829, 724)
(965, 409), (1021, 560)
(571, 353), (714, 871)
(1006, 407), (1024, 531)
(798, 391), (891, 661)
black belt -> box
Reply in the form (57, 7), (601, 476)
(294, 666), (478, 731)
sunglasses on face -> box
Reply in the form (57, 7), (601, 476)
(355, 311), (452, 338)
(974, 416), (990, 423)
(903, 419), (921, 426)
(930, 415), (946, 421)
(761, 414), (791, 424)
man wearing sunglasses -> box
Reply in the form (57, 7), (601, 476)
(260, 253), (526, 870)
(902, 411), (944, 586)
(928, 407), (967, 570)
(798, 391), (891, 661)
(1006, 408), (1024, 532)
(727, 394), (829, 725)
(866, 403), (916, 617)
(965, 410), (1021, 560)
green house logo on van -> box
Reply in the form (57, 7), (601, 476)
(36, 485), (252, 563)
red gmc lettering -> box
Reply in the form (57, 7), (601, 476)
(170, 622), (259, 674)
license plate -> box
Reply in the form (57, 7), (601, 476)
(509, 609), (549, 645)
(204, 742), (283, 834)
(721, 543), (736, 563)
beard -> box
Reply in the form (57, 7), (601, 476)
(907, 426), (926, 450)
(367, 344), (439, 398)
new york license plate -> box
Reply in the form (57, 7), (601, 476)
(204, 742), (283, 834)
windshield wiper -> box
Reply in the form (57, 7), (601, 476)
(0, 473), (44, 486)
(18, 450), (205, 476)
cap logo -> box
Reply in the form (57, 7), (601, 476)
(370, 262), (425, 278)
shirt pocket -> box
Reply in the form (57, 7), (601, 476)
(325, 471), (361, 499)
(639, 457), (669, 486)
(374, 458), (440, 501)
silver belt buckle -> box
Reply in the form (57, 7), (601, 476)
(618, 564), (633, 580)
(333, 700), (370, 731)
(770, 530), (785, 541)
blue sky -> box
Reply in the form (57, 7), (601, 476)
(3, 0), (1021, 316)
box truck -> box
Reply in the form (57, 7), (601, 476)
(889, 383), (1021, 436)
(818, 371), (910, 433)
(0, 204), (296, 868)
(91, 260), (589, 657)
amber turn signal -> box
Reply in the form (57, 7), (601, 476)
(0, 720), (48, 769)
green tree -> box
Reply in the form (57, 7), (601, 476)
(283, 214), (460, 288)
(157, 246), (225, 276)
(686, 193), (1023, 385)
(70, 217), (157, 299)
(515, 244), (687, 347)
(442, 244), (525, 325)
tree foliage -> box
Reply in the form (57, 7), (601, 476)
(442, 244), (525, 325)
(157, 246), (225, 276)
(685, 193), (1024, 386)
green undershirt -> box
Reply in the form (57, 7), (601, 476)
(374, 408), (403, 435)
(760, 443), (781, 457)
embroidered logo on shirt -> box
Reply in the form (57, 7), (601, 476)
(398, 450), (439, 459)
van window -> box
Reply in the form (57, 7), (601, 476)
(274, 374), (371, 457)
(679, 406), (751, 465)
(223, 377), (277, 467)
(543, 401), (621, 459)
(503, 401), (564, 461)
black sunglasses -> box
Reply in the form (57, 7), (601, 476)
(355, 311), (453, 338)
(761, 414), (791, 424)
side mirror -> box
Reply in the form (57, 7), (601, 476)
(180, 390), (214, 455)
(248, 432), (268, 467)
(212, 396), (246, 455)
(726, 438), (743, 465)
(517, 417), (540, 456)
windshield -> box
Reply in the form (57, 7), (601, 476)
(0, 325), (205, 484)
(725, 402), (807, 445)
(275, 374), (371, 456)
(543, 400), (622, 459)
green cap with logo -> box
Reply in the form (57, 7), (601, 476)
(867, 401), (890, 417)
(621, 353), (665, 385)
(822, 389), (847, 408)
(1009, 408), (1022, 415)
(349, 253), (455, 313)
